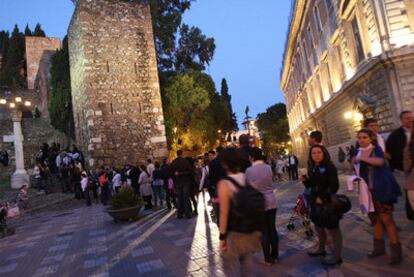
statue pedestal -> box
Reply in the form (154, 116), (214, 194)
(11, 171), (30, 189)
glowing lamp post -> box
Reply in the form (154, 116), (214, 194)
(0, 97), (32, 189)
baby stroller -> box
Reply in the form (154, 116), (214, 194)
(0, 203), (15, 239)
(286, 193), (313, 238)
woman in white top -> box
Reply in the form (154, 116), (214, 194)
(139, 165), (153, 210)
(80, 172), (91, 206)
(218, 147), (261, 276)
(112, 170), (122, 193)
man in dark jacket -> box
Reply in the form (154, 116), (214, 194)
(386, 111), (413, 171)
(208, 146), (226, 198)
(386, 111), (414, 221)
(237, 134), (252, 172)
(171, 150), (193, 219)
(288, 152), (299, 180)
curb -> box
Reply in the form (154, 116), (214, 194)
(19, 194), (75, 216)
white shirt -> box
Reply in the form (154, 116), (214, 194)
(147, 163), (155, 180)
(55, 155), (61, 168)
(112, 173), (121, 188)
(81, 177), (89, 192)
(289, 156), (296, 165)
(404, 127), (411, 146)
(62, 155), (71, 165)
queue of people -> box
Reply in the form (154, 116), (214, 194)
(19, 111), (413, 272)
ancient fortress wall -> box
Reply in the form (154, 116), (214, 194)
(68, 0), (168, 168)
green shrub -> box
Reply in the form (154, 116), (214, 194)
(111, 187), (143, 210)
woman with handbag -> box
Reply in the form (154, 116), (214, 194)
(354, 129), (402, 265)
(303, 145), (342, 266)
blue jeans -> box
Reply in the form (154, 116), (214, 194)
(152, 185), (164, 206)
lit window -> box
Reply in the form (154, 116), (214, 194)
(351, 17), (365, 63)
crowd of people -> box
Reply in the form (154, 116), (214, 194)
(15, 110), (414, 274)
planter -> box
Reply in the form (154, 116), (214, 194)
(107, 205), (142, 222)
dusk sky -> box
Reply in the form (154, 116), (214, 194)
(0, 0), (291, 125)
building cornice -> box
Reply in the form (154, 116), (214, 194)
(280, 0), (306, 91)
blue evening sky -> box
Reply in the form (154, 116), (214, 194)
(0, 0), (291, 125)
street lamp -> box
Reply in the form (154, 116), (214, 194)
(0, 96), (32, 189)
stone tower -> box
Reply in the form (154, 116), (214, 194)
(68, 0), (168, 168)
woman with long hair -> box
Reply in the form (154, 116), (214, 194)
(303, 145), (342, 265)
(218, 147), (261, 276)
(139, 164), (153, 210)
(354, 129), (402, 265)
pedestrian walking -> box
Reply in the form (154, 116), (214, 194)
(171, 150), (193, 219)
(161, 158), (176, 210)
(287, 152), (299, 180)
(237, 134), (252, 173)
(98, 171), (109, 205)
(139, 165), (153, 210)
(218, 147), (263, 276)
(386, 111), (414, 221)
(209, 147), (227, 221)
(112, 169), (122, 194)
(81, 172), (91, 206)
(152, 162), (164, 207)
(403, 122), (414, 220)
(246, 147), (279, 265)
(386, 111), (413, 171)
(187, 157), (199, 216)
(303, 145), (343, 265)
(354, 129), (402, 265)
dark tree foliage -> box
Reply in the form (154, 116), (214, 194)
(256, 103), (290, 156)
(0, 25), (25, 89)
(0, 31), (9, 70)
(24, 24), (33, 36)
(175, 24), (215, 72)
(220, 78), (238, 132)
(33, 23), (46, 37)
(49, 36), (75, 138)
(145, 0), (192, 71)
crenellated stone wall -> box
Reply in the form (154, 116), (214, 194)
(68, 0), (168, 168)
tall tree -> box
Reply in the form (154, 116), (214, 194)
(256, 103), (290, 156)
(49, 36), (75, 138)
(0, 25), (25, 89)
(175, 24), (216, 72)
(145, 0), (192, 71)
(0, 31), (9, 70)
(33, 23), (46, 37)
(220, 78), (238, 132)
(24, 24), (32, 36)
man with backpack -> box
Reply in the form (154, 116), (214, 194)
(217, 147), (265, 275)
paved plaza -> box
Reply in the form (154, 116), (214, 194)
(0, 179), (413, 277)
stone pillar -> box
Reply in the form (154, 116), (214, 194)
(11, 110), (29, 189)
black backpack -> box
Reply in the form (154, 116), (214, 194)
(224, 176), (265, 233)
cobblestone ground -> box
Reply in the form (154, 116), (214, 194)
(0, 179), (413, 277)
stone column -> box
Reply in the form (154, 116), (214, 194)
(11, 110), (29, 189)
